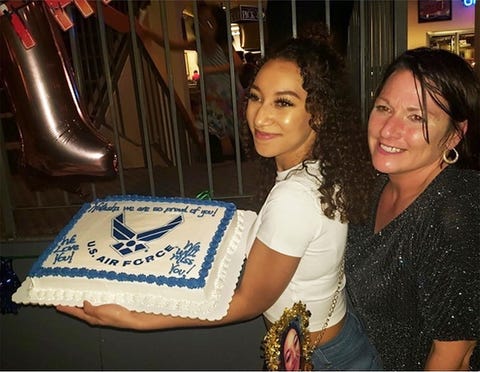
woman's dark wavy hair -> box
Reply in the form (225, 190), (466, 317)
(241, 24), (375, 224)
(373, 47), (480, 170)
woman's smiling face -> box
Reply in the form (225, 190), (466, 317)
(282, 327), (301, 371)
(246, 59), (316, 171)
(368, 69), (459, 178)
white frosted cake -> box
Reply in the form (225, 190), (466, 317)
(13, 195), (256, 320)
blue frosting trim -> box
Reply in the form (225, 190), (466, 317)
(30, 195), (236, 290)
(29, 201), (91, 276)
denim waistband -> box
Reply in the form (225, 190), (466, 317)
(311, 309), (383, 370)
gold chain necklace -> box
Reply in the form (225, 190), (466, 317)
(310, 258), (345, 350)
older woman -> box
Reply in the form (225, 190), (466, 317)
(346, 47), (479, 370)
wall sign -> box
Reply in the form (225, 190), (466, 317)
(418, 0), (452, 23)
(462, 0), (476, 6)
(231, 5), (259, 23)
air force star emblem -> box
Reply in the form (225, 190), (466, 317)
(111, 213), (183, 256)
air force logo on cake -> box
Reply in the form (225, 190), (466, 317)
(111, 212), (183, 256)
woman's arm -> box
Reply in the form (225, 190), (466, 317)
(202, 45), (244, 75)
(57, 238), (300, 330)
(136, 22), (242, 77)
(425, 339), (476, 370)
(420, 189), (479, 370)
(136, 22), (195, 51)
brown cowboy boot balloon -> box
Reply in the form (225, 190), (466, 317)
(0, 1), (117, 177)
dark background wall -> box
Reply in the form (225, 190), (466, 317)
(265, 0), (354, 54)
(1, 241), (266, 370)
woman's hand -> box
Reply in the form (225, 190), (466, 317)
(425, 339), (476, 370)
(57, 301), (141, 330)
(56, 301), (224, 331)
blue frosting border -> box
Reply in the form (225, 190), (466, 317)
(29, 195), (236, 289)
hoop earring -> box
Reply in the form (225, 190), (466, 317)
(442, 148), (459, 164)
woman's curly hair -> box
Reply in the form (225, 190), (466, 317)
(241, 24), (375, 224)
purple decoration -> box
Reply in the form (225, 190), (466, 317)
(0, 257), (22, 314)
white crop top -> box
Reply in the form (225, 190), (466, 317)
(246, 161), (347, 331)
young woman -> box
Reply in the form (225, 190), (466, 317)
(346, 47), (480, 370)
(58, 31), (381, 369)
(137, 1), (243, 162)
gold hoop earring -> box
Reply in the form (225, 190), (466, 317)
(442, 148), (459, 164)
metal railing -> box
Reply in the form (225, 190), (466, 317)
(0, 0), (406, 241)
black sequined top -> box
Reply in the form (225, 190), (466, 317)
(346, 166), (480, 370)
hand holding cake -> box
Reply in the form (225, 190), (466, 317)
(59, 300), (191, 331)
(57, 301), (136, 328)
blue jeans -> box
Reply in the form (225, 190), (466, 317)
(311, 310), (383, 370)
